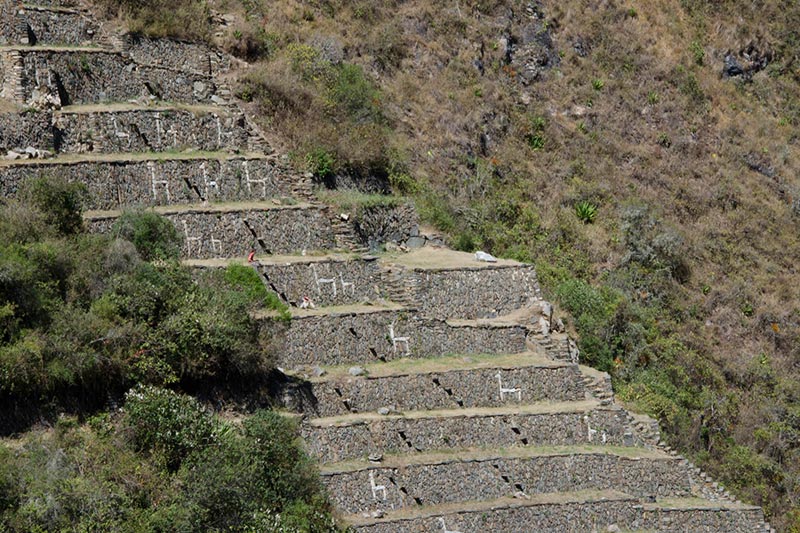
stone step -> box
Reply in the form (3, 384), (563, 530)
(187, 253), (384, 308)
(346, 490), (766, 533)
(1, 4), (104, 47)
(381, 248), (541, 320)
(0, 152), (303, 210)
(0, 46), (218, 105)
(301, 400), (644, 463)
(291, 352), (586, 418)
(322, 445), (696, 516)
(263, 305), (529, 368)
(85, 201), (340, 259)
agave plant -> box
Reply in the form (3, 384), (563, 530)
(575, 200), (598, 224)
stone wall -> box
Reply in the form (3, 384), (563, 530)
(123, 35), (233, 77)
(309, 364), (584, 417)
(272, 312), (528, 368)
(88, 205), (337, 259)
(302, 408), (636, 463)
(353, 499), (638, 533)
(638, 506), (766, 532)
(352, 203), (420, 250)
(324, 453), (694, 515)
(54, 108), (251, 154)
(0, 156), (295, 210)
(405, 264), (541, 320)
(353, 500), (764, 533)
(0, 111), (53, 152)
(0, 1), (24, 45)
(256, 257), (383, 307)
(16, 49), (217, 105)
(23, 7), (102, 47)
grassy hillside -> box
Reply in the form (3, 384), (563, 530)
(30, 0), (800, 528)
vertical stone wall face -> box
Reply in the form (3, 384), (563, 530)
(273, 312), (528, 368)
(257, 258), (384, 307)
(0, 111), (53, 152)
(17, 50), (217, 105)
(88, 206), (338, 259)
(309, 364), (585, 417)
(23, 9), (101, 46)
(352, 501), (764, 533)
(0, 1), (24, 45)
(54, 108), (251, 153)
(323, 454), (694, 515)
(123, 35), (233, 76)
(407, 265), (541, 319)
(0, 157), (294, 210)
(638, 507), (766, 532)
(352, 204), (420, 249)
(302, 408), (634, 463)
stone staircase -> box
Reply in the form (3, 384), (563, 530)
(0, 2), (774, 532)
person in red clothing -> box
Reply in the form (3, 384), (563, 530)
(247, 248), (256, 263)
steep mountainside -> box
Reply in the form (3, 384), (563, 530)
(0, 0), (798, 530)
(223, 0), (800, 528)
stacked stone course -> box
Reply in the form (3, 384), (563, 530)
(307, 363), (584, 417)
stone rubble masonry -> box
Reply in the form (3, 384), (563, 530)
(7, 48), (217, 105)
(302, 408), (636, 463)
(309, 364), (585, 417)
(53, 108), (252, 154)
(353, 204), (420, 249)
(352, 499), (765, 533)
(0, 1), (25, 46)
(269, 310), (528, 367)
(324, 453), (696, 515)
(0, 156), (295, 210)
(87, 205), (338, 260)
(256, 257), (384, 307)
(15, 7), (102, 47)
(0, 107), (256, 154)
(638, 506), (766, 532)
(0, 110), (53, 152)
(405, 264), (541, 320)
(123, 35), (233, 77)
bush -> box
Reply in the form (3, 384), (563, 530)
(574, 200), (598, 224)
(223, 264), (290, 319)
(21, 176), (87, 236)
(179, 410), (330, 531)
(111, 210), (182, 261)
(123, 385), (216, 470)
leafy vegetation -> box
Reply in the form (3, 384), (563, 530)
(0, 388), (337, 531)
(0, 178), (276, 431)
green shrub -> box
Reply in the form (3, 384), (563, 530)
(123, 385), (216, 470)
(21, 176), (87, 236)
(111, 210), (182, 261)
(306, 147), (336, 179)
(178, 410), (334, 531)
(574, 200), (598, 224)
(223, 264), (290, 320)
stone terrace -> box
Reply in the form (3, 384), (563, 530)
(0, 2), (772, 531)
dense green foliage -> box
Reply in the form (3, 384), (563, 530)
(0, 179), (274, 429)
(0, 388), (337, 532)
